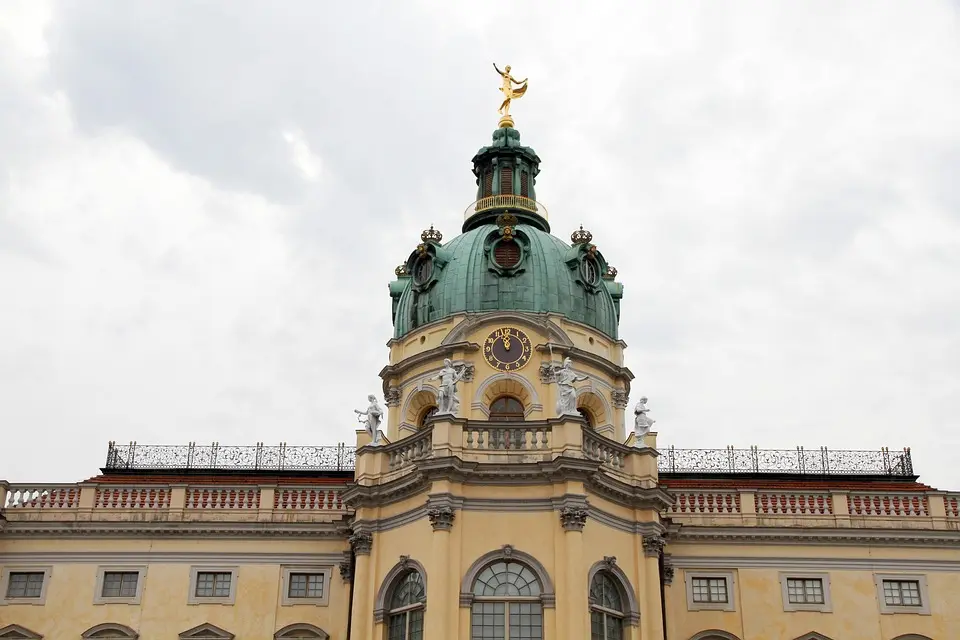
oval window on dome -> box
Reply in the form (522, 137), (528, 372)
(581, 257), (600, 286)
(493, 239), (522, 269)
(413, 256), (434, 286)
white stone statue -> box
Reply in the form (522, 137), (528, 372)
(428, 358), (467, 416)
(633, 396), (655, 447)
(549, 357), (589, 416)
(354, 394), (383, 446)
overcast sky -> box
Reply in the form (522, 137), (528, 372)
(1, 1), (958, 488)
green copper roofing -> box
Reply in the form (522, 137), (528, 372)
(390, 223), (622, 340)
(388, 126), (623, 340)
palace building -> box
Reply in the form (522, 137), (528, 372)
(1, 107), (959, 640)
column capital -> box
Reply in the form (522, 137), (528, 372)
(428, 506), (456, 531)
(642, 533), (665, 557)
(560, 506), (588, 531)
(349, 531), (373, 555)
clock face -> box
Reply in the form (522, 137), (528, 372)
(483, 327), (533, 372)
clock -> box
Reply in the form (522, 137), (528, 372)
(483, 327), (533, 372)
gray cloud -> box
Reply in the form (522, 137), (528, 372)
(1, 0), (958, 488)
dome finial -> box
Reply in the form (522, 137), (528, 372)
(571, 224), (593, 245)
(494, 62), (529, 128)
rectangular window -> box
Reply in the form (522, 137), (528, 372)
(691, 577), (728, 603)
(787, 578), (824, 604)
(6, 572), (44, 598)
(288, 572), (325, 599)
(883, 580), (922, 607)
(195, 571), (232, 598)
(101, 571), (139, 598)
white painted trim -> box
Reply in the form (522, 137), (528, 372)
(279, 564), (333, 607)
(93, 565), (148, 605)
(683, 570), (736, 612)
(874, 573), (931, 615)
(778, 572), (832, 613)
(187, 566), (239, 606)
(0, 565), (52, 606)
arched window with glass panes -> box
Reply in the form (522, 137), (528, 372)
(386, 570), (425, 640)
(589, 571), (626, 639)
(470, 560), (544, 640)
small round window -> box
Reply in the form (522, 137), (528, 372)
(493, 239), (522, 269)
(413, 256), (434, 285)
(581, 257), (600, 286)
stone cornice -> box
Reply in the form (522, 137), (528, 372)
(0, 520), (351, 539)
(670, 555), (960, 572)
(536, 344), (634, 384)
(0, 551), (347, 565)
(673, 525), (960, 548)
(378, 341), (481, 384)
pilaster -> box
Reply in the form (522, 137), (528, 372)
(642, 534), (666, 640)
(426, 508), (454, 638)
(349, 530), (374, 640)
(561, 507), (588, 639)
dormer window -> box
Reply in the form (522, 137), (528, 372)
(581, 257), (600, 287)
(413, 256), (434, 286)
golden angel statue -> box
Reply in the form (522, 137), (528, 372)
(493, 63), (528, 117)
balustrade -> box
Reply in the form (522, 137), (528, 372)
(4, 484), (79, 509)
(463, 424), (550, 451)
(385, 428), (433, 470)
(946, 494), (959, 519)
(274, 488), (343, 510)
(849, 493), (929, 517)
(757, 492), (833, 515)
(581, 428), (626, 469)
(187, 487), (259, 509)
(95, 487), (171, 509)
(669, 491), (741, 514)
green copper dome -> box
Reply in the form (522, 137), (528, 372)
(388, 127), (623, 340)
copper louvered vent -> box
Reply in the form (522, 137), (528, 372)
(499, 166), (513, 196)
(494, 240), (521, 268)
(482, 170), (494, 197)
(520, 171), (529, 197)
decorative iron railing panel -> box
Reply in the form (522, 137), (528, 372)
(105, 441), (912, 476)
(657, 446), (913, 476)
(105, 441), (356, 472)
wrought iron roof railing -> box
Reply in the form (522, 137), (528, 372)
(104, 441), (356, 472)
(657, 445), (914, 476)
(105, 441), (914, 477)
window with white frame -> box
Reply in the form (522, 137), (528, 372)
(683, 570), (736, 612)
(874, 574), (930, 615)
(280, 565), (333, 606)
(187, 567), (238, 605)
(0, 566), (53, 605)
(779, 572), (832, 612)
(94, 566), (147, 605)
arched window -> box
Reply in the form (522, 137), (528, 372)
(387, 571), (425, 640)
(489, 396), (524, 421)
(471, 561), (543, 639)
(590, 572), (624, 639)
(274, 623), (329, 639)
(81, 623), (139, 639)
(418, 406), (438, 427)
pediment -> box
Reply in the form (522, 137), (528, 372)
(275, 623), (329, 639)
(0, 625), (43, 639)
(178, 624), (234, 640)
(82, 623), (139, 639)
(793, 634), (834, 640)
